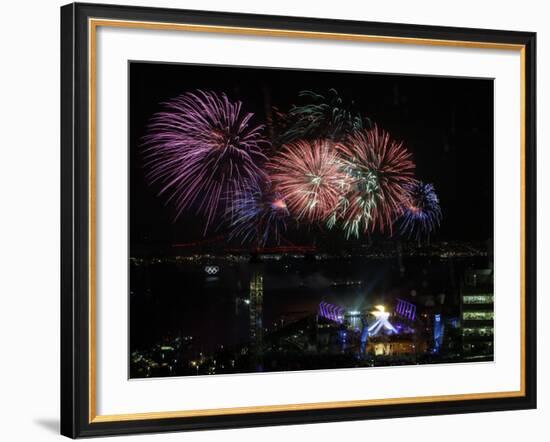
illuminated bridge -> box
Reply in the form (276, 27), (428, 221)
(172, 235), (316, 254)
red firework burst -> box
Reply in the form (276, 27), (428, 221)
(268, 139), (351, 223)
(336, 125), (416, 234)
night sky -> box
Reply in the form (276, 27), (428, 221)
(129, 61), (494, 252)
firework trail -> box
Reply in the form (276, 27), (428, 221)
(399, 182), (442, 241)
(268, 139), (351, 223)
(277, 89), (368, 144)
(142, 90), (269, 232)
(333, 125), (416, 237)
(227, 186), (289, 246)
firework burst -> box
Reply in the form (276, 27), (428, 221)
(326, 166), (380, 239)
(333, 125), (416, 237)
(142, 90), (269, 232)
(399, 182), (442, 241)
(227, 186), (289, 246)
(268, 139), (351, 223)
(276, 89), (368, 144)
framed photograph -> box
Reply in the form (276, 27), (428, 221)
(60, 2), (537, 438)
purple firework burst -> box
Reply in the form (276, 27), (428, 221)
(142, 90), (269, 232)
(227, 186), (289, 247)
(399, 182), (442, 241)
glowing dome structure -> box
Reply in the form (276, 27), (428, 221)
(367, 305), (397, 336)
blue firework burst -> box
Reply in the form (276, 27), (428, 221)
(399, 182), (442, 241)
(227, 186), (289, 246)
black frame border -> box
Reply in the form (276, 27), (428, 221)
(61, 2), (537, 438)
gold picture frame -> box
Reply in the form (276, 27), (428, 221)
(61, 2), (536, 438)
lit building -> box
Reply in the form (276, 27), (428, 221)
(249, 272), (264, 356)
(433, 314), (444, 352)
(366, 338), (427, 356)
(460, 269), (494, 359)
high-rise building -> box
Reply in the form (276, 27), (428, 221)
(460, 269), (494, 359)
(249, 272), (263, 355)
